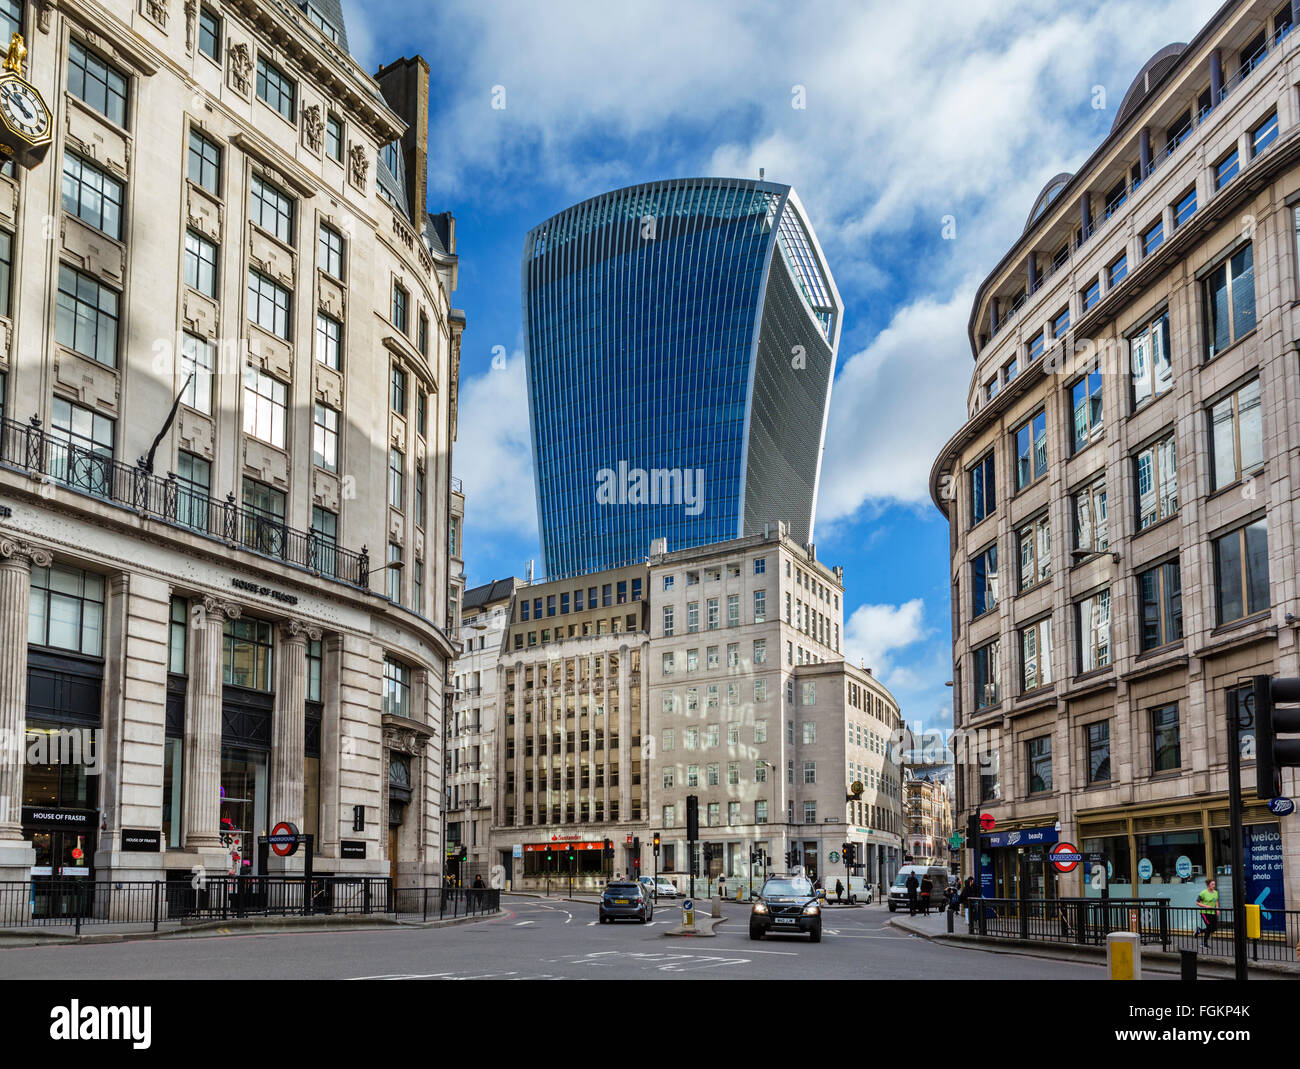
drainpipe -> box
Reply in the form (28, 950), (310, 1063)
(1210, 49), (1222, 106)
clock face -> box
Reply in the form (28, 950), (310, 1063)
(0, 78), (50, 142)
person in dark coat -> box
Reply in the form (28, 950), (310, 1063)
(835, 878), (844, 903)
(905, 871), (919, 915)
(920, 876), (933, 915)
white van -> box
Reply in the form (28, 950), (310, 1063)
(887, 865), (950, 912)
(817, 874), (874, 904)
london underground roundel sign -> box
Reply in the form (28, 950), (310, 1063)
(1051, 842), (1082, 873)
(269, 821), (300, 857)
(979, 813), (996, 832)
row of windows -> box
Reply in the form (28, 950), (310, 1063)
(512, 614), (641, 648)
(662, 590), (767, 634)
(32, 567), (411, 711)
(971, 517), (1267, 708)
(518, 579), (644, 621)
(976, 690), (1251, 802)
(967, 369), (1265, 619)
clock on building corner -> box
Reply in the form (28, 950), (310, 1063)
(0, 33), (52, 170)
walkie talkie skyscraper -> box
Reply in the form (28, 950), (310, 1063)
(523, 178), (842, 578)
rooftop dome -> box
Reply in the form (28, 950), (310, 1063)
(1112, 42), (1188, 132)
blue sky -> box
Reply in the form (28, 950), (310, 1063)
(344, 0), (1220, 737)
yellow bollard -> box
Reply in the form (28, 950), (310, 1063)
(1245, 903), (1261, 939)
(1107, 931), (1141, 980)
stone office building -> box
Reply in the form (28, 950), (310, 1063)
(491, 564), (652, 888)
(0, 0), (463, 900)
(930, 0), (1300, 909)
(646, 527), (902, 891)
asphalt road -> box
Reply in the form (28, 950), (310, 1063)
(0, 897), (1109, 980)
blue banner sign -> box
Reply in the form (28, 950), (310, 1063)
(980, 825), (1059, 849)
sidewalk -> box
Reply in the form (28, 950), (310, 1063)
(0, 909), (503, 948)
(889, 908), (1300, 979)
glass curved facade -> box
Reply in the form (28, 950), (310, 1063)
(523, 178), (841, 578)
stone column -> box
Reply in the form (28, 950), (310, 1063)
(512, 661), (523, 827)
(618, 643), (631, 821)
(587, 653), (597, 822)
(0, 540), (51, 853)
(270, 619), (319, 832)
(183, 596), (240, 853)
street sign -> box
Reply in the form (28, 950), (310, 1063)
(1267, 796), (1295, 816)
(979, 813), (996, 832)
(269, 821), (300, 857)
(1050, 842), (1081, 872)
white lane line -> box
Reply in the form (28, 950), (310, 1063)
(515, 920), (534, 926)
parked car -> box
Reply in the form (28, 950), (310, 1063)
(599, 881), (654, 923)
(639, 875), (678, 899)
(750, 875), (822, 942)
(886, 865), (951, 912)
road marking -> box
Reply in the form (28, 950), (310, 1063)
(515, 920), (534, 926)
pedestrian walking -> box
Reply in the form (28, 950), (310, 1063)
(717, 875), (726, 900)
(835, 878), (844, 903)
(920, 876), (933, 915)
(1197, 879), (1220, 949)
(905, 871), (919, 915)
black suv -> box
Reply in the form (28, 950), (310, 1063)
(599, 881), (654, 924)
(749, 876), (822, 941)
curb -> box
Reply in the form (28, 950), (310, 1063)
(0, 910), (504, 948)
(888, 918), (1300, 979)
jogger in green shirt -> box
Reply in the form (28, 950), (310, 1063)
(1197, 880), (1220, 949)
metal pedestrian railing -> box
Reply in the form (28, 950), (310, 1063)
(969, 897), (1300, 964)
(0, 414), (369, 586)
(0, 878), (502, 935)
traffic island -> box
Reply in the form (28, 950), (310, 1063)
(662, 915), (727, 937)
(662, 897), (727, 936)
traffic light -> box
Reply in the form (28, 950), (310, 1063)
(545, 846), (554, 864)
(784, 850), (792, 867)
(633, 836), (640, 857)
(685, 794), (699, 841)
(1253, 674), (1300, 799)
(750, 847), (759, 865)
(633, 854), (641, 872)
(459, 844), (468, 863)
(652, 832), (661, 856)
(567, 848), (575, 863)
(703, 844), (713, 865)
(842, 843), (855, 866)
(967, 812), (981, 849)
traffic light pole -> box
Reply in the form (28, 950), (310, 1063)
(1227, 693), (1249, 982)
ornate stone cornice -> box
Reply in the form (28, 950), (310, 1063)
(0, 539), (53, 568)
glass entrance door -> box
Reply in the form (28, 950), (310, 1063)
(29, 827), (96, 918)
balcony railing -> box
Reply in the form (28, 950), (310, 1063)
(0, 415), (369, 587)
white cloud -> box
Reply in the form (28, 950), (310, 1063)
(452, 350), (537, 542)
(843, 598), (926, 676)
(818, 287), (975, 520)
